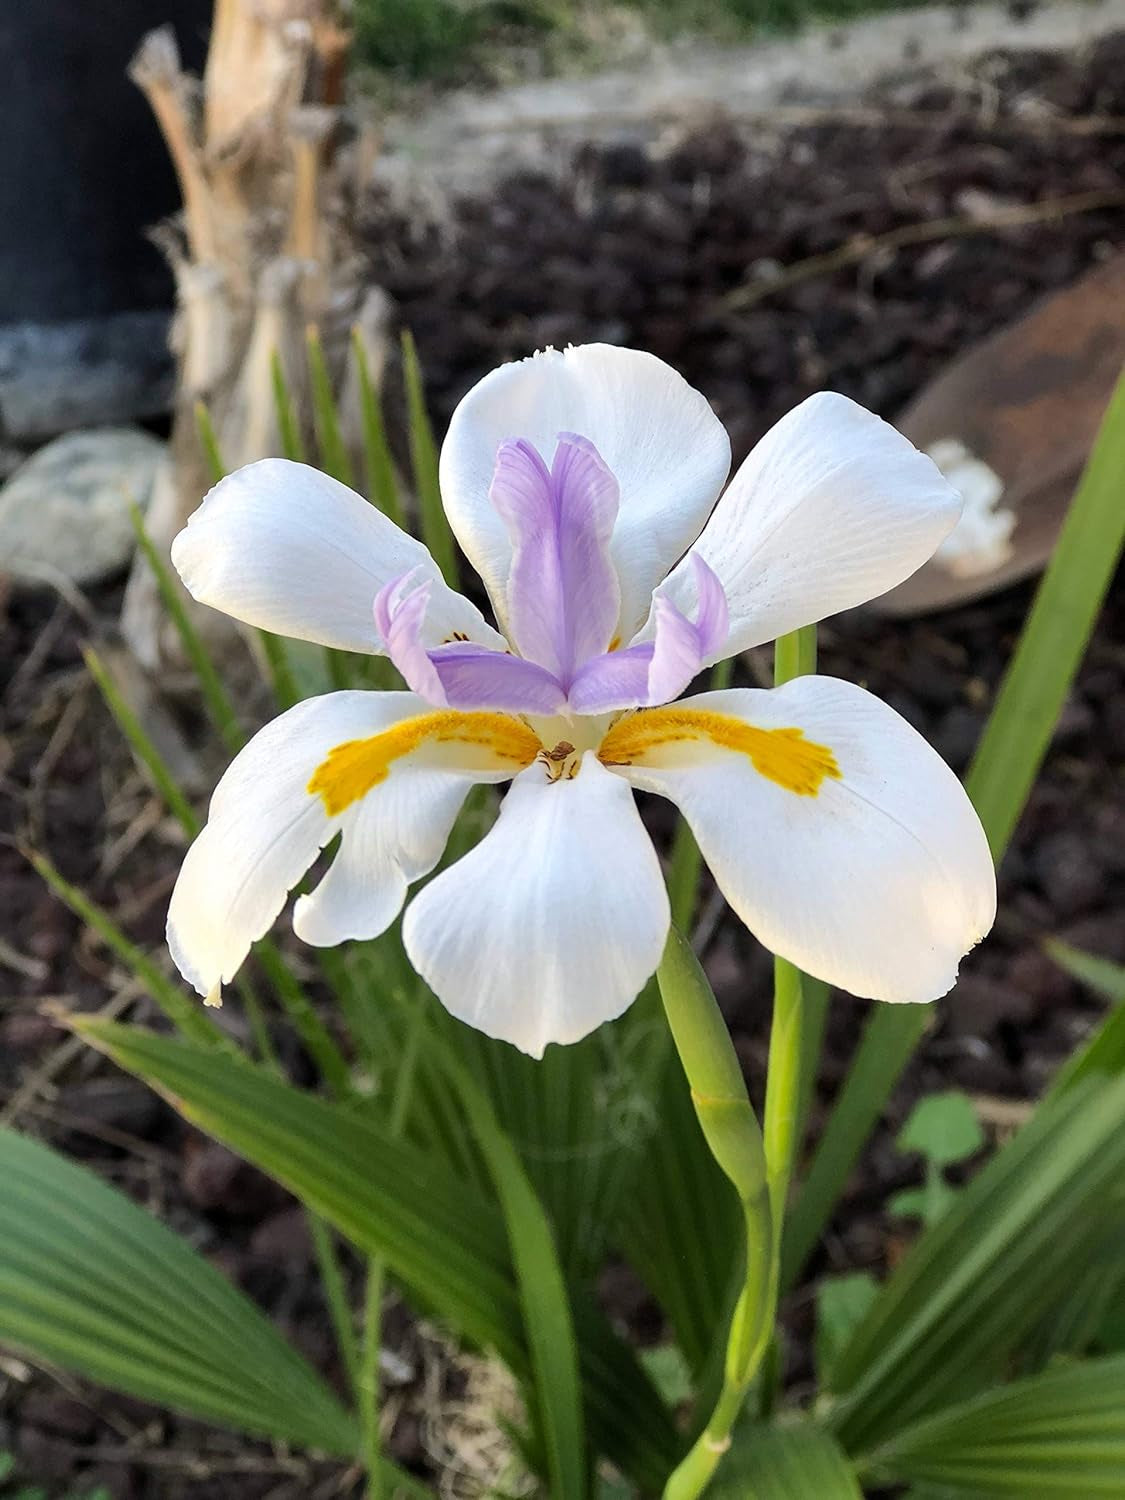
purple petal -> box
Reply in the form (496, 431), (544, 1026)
(489, 432), (620, 681)
(425, 643), (568, 714)
(567, 554), (729, 714)
(566, 642), (656, 715)
(685, 552), (730, 661)
(375, 571), (566, 714)
(374, 571), (447, 704)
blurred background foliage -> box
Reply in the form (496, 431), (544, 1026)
(352, 0), (936, 84)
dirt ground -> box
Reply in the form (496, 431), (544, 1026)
(2, 29), (1124, 1499)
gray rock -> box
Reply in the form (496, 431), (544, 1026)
(0, 426), (164, 586)
(0, 313), (174, 442)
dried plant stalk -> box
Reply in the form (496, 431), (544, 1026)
(121, 0), (379, 669)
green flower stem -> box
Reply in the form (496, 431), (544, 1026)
(661, 625), (819, 1498)
(764, 623), (818, 1237)
(667, 656), (735, 930)
(773, 622), (817, 685)
(764, 957), (804, 1236)
(658, 928), (773, 1500)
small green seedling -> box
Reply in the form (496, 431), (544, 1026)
(889, 1090), (985, 1227)
(815, 1270), (880, 1385)
(639, 1344), (694, 1408)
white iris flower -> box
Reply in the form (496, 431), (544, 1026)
(167, 344), (996, 1057)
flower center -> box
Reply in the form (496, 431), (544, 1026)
(536, 741), (581, 783)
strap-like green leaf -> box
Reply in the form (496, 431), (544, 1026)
(72, 1020), (679, 1491)
(966, 368), (1125, 862)
(827, 1074), (1125, 1453)
(449, 1060), (587, 1498)
(0, 1128), (357, 1458)
(711, 1421), (862, 1498)
(864, 1354), (1125, 1495)
(1047, 944), (1125, 1097)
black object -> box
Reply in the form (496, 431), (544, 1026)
(0, 2), (211, 442)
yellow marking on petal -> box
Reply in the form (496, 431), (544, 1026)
(599, 707), (841, 797)
(309, 711), (541, 816)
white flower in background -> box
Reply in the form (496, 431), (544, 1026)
(927, 436), (1016, 580)
(167, 344), (996, 1058)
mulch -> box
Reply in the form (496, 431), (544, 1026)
(2, 27), (1123, 1498)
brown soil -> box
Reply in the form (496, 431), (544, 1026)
(2, 29), (1124, 1499)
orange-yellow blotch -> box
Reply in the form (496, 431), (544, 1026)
(309, 711), (541, 816)
(599, 707), (841, 797)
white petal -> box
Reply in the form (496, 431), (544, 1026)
(655, 393), (962, 658)
(172, 459), (504, 653)
(439, 345), (730, 640)
(167, 691), (508, 996)
(403, 752), (670, 1057)
(292, 770), (473, 947)
(612, 678), (995, 1004)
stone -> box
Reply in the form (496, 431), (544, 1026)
(0, 426), (164, 587)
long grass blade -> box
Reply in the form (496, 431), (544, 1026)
(271, 349), (307, 464)
(81, 644), (281, 1067)
(254, 941), (352, 1097)
(83, 646), (199, 833)
(448, 1057), (587, 1499)
(193, 400), (226, 484)
(401, 329), (457, 585)
(351, 325), (404, 526)
(306, 325), (355, 486)
(1045, 941), (1125, 1004)
(129, 506), (245, 754)
(27, 850), (230, 1051)
(258, 627), (302, 710)
(1046, 946), (1125, 1098)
